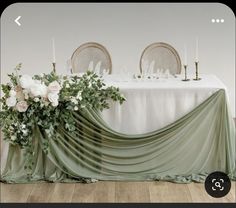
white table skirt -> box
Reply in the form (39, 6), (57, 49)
(100, 74), (228, 134)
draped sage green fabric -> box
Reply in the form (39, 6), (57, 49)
(1, 89), (236, 183)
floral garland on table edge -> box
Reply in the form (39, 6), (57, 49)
(0, 64), (126, 179)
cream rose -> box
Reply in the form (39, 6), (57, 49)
(16, 101), (28, 112)
(48, 81), (61, 94)
(6, 96), (17, 107)
(48, 92), (59, 105)
(19, 75), (34, 89)
(30, 82), (47, 97)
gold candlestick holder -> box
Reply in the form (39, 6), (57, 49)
(193, 61), (201, 81)
(52, 62), (56, 73)
(182, 65), (190, 81)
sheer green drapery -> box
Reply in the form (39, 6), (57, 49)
(1, 89), (236, 183)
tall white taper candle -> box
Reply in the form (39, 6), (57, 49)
(195, 37), (199, 62)
(184, 45), (187, 65)
(52, 38), (56, 63)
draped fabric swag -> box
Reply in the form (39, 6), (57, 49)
(1, 89), (236, 183)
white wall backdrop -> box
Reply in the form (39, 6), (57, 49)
(1, 3), (235, 115)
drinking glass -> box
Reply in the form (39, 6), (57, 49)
(66, 59), (72, 74)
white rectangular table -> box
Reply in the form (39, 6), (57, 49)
(1, 74), (235, 183)
(100, 74), (228, 134)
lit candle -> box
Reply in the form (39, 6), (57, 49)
(184, 45), (187, 65)
(52, 38), (56, 63)
(195, 37), (199, 62)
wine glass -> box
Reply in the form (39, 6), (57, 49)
(66, 59), (72, 75)
(102, 68), (109, 79)
(120, 66), (129, 82)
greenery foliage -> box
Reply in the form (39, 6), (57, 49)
(0, 64), (125, 172)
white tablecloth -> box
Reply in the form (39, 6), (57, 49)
(0, 74), (228, 172)
(100, 74), (228, 134)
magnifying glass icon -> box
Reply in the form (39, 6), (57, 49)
(215, 182), (221, 188)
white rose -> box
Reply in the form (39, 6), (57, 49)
(34, 97), (40, 102)
(6, 96), (17, 107)
(9, 90), (16, 97)
(16, 101), (28, 112)
(35, 80), (42, 84)
(48, 81), (61, 93)
(19, 75), (34, 89)
(48, 92), (59, 104)
(30, 82), (47, 97)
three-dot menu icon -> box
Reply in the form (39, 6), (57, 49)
(211, 19), (224, 23)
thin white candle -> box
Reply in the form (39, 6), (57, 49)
(195, 37), (199, 62)
(52, 38), (56, 63)
(184, 45), (187, 65)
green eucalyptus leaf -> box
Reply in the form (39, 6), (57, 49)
(1, 65), (126, 174)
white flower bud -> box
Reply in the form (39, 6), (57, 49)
(9, 90), (16, 97)
(6, 96), (17, 107)
(34, 97), (40, 102)
(74, 106), (78, 111)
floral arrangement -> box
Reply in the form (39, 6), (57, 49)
(0, 64), (125, 158)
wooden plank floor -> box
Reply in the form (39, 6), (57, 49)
(1, 181), (235, 203)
